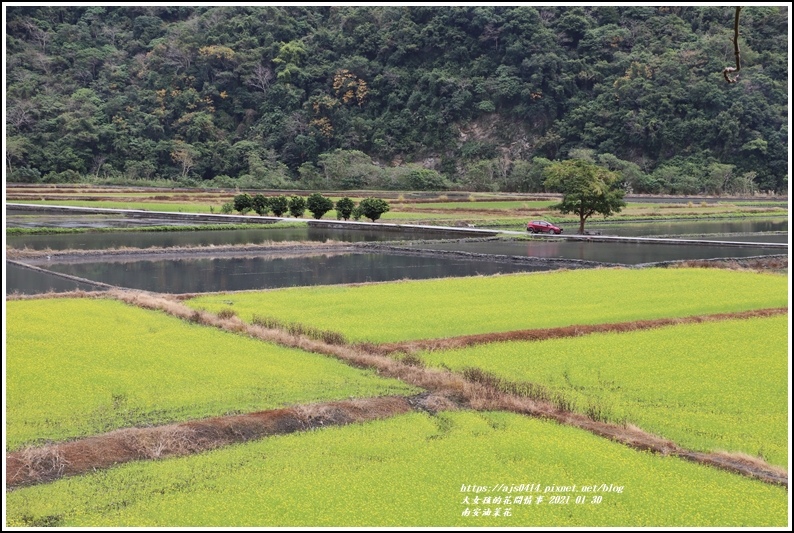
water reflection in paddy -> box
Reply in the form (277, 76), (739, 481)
(581, 218), (788, 237)
(405, 240), (785, 265)
(6, 262), (105, 295)
(39, 253), (555, 294)
(6, 227), (458, 250)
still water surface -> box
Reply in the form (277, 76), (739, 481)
(585, 218), (788, 237)
(6, 262), (106, 295)
(406, 240), (785, 265)
(39, 253), (555, 294)
(6, 227), (458, 250)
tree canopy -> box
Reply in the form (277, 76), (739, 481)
(544, 159), (626, 234)
(5, 6), (788, 193)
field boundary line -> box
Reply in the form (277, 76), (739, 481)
(102, 290), (789, 488)
(367, 307), (789, 354)
(6, 259), (119, 291)
(6, 394), (452, 490)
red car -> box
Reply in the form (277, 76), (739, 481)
(527, 220), (563, 234)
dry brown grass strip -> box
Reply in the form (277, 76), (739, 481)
(6, 395), (430, 490)
(670, 256), (788, 273)
(370, 308), (789, 354)
(7, 241), (355, 261)
(7, 288), (789, 489)
(103, 289), (789, 487)
(5, 289), (107, 301)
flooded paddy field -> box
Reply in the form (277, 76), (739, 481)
(21, 251), (559, 294)
(5, 214), (207, 229)
(401, 239), (786, 265)
(687, 234), (789, 244)
(585, 218), (789, 238)
(501, 217), (789, 238)
(6, 261), (107, 295)
(6, 226), (458, 251)
(5, 203), (787, 296)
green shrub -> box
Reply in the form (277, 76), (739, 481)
(233, 193), (253, 214)
(288, 195), (306, 218)
(357, 197), (390, 222)
(406, 168), (449, 191)
(306, 193), (334, 219)
(335, 197), (355, 220)
(252, 194), (270, 216)
(269, 195), (289, 217)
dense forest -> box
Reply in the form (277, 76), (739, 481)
(5, 6), (789, 193)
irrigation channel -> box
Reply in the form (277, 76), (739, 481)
(5, 203), (788, 296)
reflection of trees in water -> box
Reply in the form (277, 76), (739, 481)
(587, 219), (789, 237)
(7, 227), (451, 251)
(414, 241), (784, 266)
(6, 263), (100, 295)
(43, 254), (551, 293)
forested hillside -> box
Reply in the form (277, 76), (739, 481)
(5, 6), (789, 193)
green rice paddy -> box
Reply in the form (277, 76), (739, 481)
(6, 298), (417, 449)
(419, 316), (789, 466)
(185, 268), (787, 343)
(6, 411), (786, 527)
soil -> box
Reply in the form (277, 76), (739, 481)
(7, 291), (787, 490)
(6, 394), (451, 490)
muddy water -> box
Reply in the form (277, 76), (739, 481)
(405, 240), (785, 265)
(38, 253), (555, 294)
(6, 227), (457, 250)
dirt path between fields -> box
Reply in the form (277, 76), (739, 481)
(6, 394), (452, 490)
(368, 307), (788, 354)
(7, 290), (788, 490)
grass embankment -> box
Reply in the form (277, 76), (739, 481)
(10, 197), (786, 228)
(6, 298), (417, 449)
(394, 200), (557, 210)
(8, 199), (226, 213)
(6, 221), (308, 236)
(419, 316), (788, 466)
(7, 199), (478, 223)
(185, 268), (788, 344)
(6, 411), (787, 527)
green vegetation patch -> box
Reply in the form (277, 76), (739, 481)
(10, 200), (223, 213)
(6, 298), (417, 449)
(10, 199), (461, 221)
(6, 221), (308, 236)
(6, 411), (786, 527)
(420, 316), (789, 466)
(405, 200), (556, 210)
(186, 268), (787, 343)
